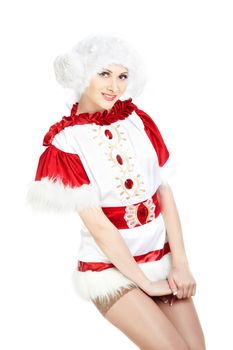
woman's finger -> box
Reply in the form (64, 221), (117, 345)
(178, 285), (185, 299)
(192, 283), (196, 296)
(183, 284), (189, 298)
(169, 295), (176, 306)
(167, 277), (178, 295)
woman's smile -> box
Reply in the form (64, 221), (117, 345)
(101, 93), (118, 101)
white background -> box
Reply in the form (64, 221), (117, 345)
(1, 0), (232, 349)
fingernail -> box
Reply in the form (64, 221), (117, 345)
(173, 291), (177, 295)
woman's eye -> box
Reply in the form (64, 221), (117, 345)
(98, 72), (128, 80)
(120, 74), (128, 80)
(99, 72), (109, 77)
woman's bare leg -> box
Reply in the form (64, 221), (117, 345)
(104, 287), (189, 350)
(154, 296), (206, 350)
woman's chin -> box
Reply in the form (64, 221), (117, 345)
(97, 97), (116, 109)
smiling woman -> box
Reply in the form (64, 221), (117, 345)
(100, 72), (127, 100)
(26, 33), (206, 350)
(99, 67), (128, 101)
(76, 64), (129, 114)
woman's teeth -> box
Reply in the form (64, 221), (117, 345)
(102, 93), (117, 101)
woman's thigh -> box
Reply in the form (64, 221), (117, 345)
(102, 287), (189, 350)
(153, 296), (206, 350)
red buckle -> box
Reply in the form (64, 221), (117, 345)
(101, 190), (161, 229)
(124, 198), (156, 228)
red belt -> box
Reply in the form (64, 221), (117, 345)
(78, 242), (170, 272)
(101, 190), (161, 229)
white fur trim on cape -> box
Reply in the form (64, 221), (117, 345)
(25, 176), (100, 213)
(71, 253), (172, 302)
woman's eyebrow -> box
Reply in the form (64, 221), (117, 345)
(104, 68), (128, 74)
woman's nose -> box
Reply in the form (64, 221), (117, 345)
(107, 78), (119, 92)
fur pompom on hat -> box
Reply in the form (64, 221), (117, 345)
(53, 34), (147, 103)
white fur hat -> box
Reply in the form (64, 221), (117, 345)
(53, 34), (147, 103)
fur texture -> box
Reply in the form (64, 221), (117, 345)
(25, 176), (100, 213)
(71, 253), (172, 302)
(53, 34), (147, 104)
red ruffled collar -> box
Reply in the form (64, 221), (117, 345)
(43, 98), (136, 146)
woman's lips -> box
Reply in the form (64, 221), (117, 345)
(101, 93), (117, 101)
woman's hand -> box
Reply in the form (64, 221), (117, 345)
(166, 264), (196, 299)
(141, 278), (173, 297)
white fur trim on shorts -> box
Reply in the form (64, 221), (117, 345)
(71, 252), (172, 302)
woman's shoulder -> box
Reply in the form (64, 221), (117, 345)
(42, 112), (78, 147)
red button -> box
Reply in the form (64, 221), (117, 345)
(104, 129), (113, 139)
(125, 178), (134, 189)
(137, 203), (149, 225)
(116, 154), (123, 165)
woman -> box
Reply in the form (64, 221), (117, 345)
(26, 34), (206, 349)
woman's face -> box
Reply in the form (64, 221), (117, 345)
(82, 64), (129, 111)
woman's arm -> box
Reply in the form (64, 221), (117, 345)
(78, 207), (149, 288)
(157, 184), (197, 299)
(77, 206), (173, 296)
(157, 184), (189, 268)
